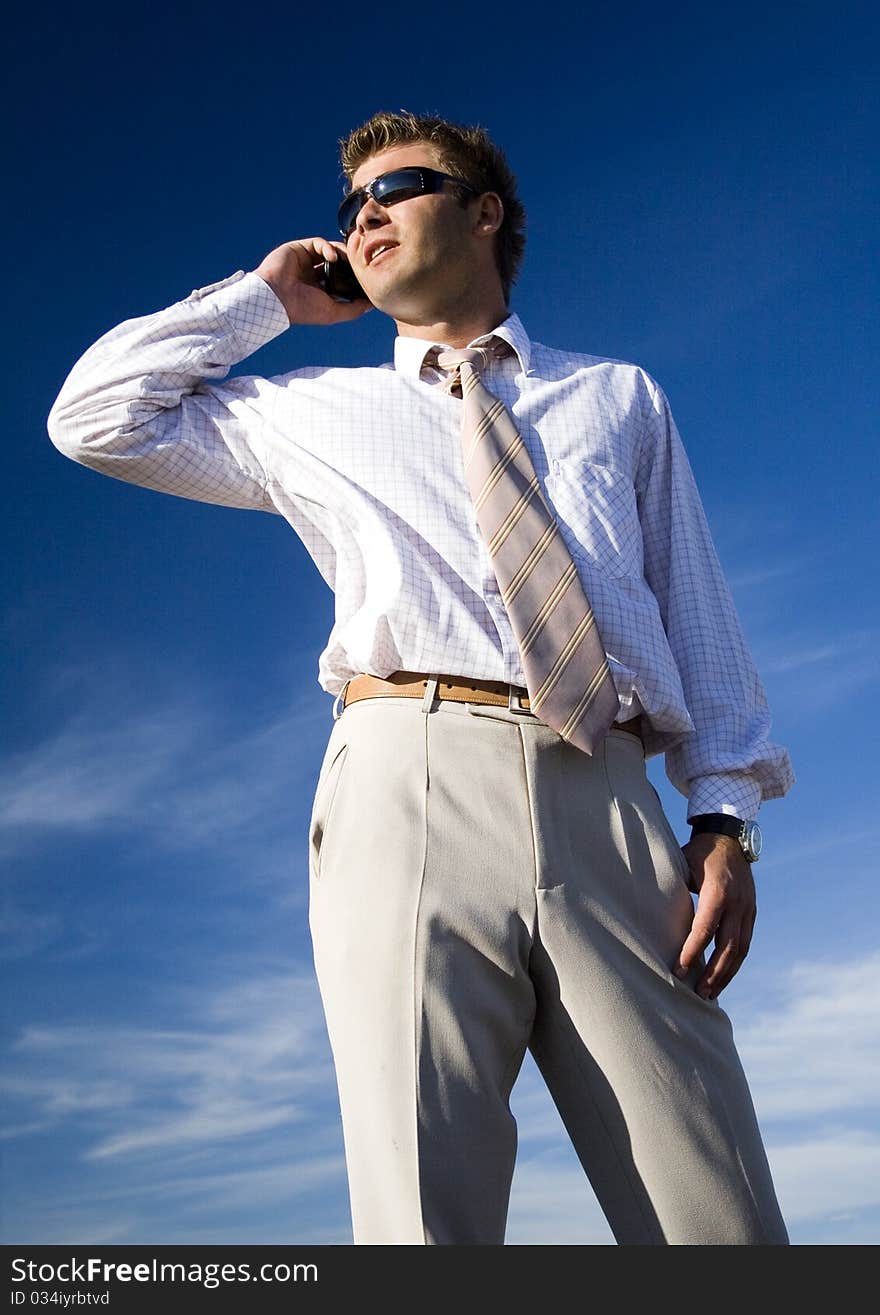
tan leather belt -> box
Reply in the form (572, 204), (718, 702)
(339, 671), (643, 742)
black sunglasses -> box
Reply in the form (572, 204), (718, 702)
(338, 166), (479, 238)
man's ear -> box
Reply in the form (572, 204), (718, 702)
(472, 191), (504, 237)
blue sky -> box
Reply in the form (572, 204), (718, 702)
(3, 0), (878, 1244)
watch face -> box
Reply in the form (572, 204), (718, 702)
(743, 821), (763, 860)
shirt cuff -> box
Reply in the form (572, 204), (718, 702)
(183, 269), (291, 357)
(686, 772), (763, 822)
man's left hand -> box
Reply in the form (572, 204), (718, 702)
(674, 833), (757, 999)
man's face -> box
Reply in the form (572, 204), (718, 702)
(345, 143), (481, 323)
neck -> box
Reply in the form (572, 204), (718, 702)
(393, 292), (509, 349)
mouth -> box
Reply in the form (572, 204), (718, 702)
(365, 240), (399, 267)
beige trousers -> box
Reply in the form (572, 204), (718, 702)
(307, 690), (788, 1245)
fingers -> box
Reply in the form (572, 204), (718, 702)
(674, 889), (723, 987)
(293, 236), (345, 265)
(674, 883), (756, 1000)
(696, 906), (753, 999)
(253, 238), (372, 326)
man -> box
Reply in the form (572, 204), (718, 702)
(48, 110), (794, 1245)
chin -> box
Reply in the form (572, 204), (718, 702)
(371, 279), (449, 325)
(365, 287), (423, 322)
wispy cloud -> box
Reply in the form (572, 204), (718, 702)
(507, 1140), (613, 1244)
(0, 659), (334, 875)
(734, 954), (880, 1123)
(4, 969), (333, 1160)
(755, 822), (875, 880)
(2, 964), (351, 1243)
(762, 642), (852, 675)
(755, 626), (879, 714)
(8, 1154), (351, 1246)
(726, 553), (821, 592)
(768, 1131), (880, 1225)
(0, 904), (64, 963)
(0, 703), (202, 831)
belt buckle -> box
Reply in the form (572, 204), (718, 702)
(507, 686), (532, 716)
(332, 679), (351, 721)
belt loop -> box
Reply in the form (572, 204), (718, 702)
(332, 678), (351, 721)
(507, 685), (533, 716)
(421, 676), (439, 713)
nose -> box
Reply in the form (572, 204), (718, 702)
(355, 195), (390, 234)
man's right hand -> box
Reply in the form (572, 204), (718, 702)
(253, 237), (372, 327)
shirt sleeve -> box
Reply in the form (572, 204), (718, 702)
(635, 375), (795, 820)
(47, 270), (291, 511)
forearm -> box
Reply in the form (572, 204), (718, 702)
(636, 378), (794, 819)
(47, 271), (290, 508)
(663, 597), (793, 820)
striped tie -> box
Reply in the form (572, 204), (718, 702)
(434, 341), (620, 754)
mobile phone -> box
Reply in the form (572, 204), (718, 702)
(320, 255), (367, 303)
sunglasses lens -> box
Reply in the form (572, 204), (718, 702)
(338, 191), (364, 236)
(339, 169), (427, 236)
(372, 170), (423, 206)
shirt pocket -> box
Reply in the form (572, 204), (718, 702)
(545, 458), (643, 580)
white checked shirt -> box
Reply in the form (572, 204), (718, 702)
(48, 270), (794, 820)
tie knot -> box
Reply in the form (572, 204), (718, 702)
(429, 338), (511, 394)
(435, 346), (493, 373)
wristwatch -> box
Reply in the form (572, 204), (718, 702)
(689, 813), (762, 863)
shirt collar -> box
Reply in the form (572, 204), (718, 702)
(393, 311), (532, 379)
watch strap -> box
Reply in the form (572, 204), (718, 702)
(688, 813), (745, 840)
(689, 814), (762, 863)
